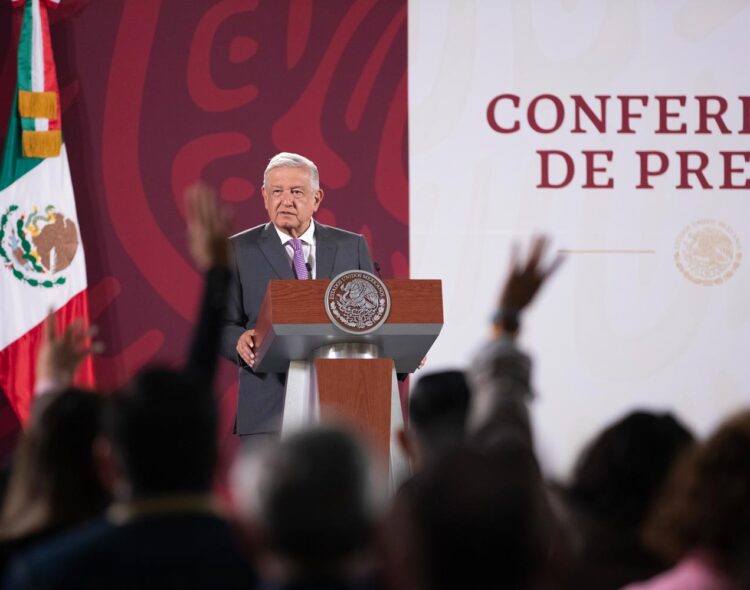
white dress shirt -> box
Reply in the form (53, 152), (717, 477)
(273, 219), (317, 278)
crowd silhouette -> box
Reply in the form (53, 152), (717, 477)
(0, 186), (746, 590)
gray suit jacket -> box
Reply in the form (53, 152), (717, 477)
(220, 221), (374, 435)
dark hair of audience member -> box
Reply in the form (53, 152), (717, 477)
(103, 368), (217, 497)
(0, 389), (108, 539)
(400, 442), (553, 590)
(644, 409), (750, 582)
(568, 411), (694, 529)
(256, 427), (374, 574)
(408, 370), (470, 459)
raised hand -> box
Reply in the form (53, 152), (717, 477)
(500, 235), (563, 311)
(185, 182), (232, 271)
(36, 311), (103, 389)
(494, 236), (563, 336)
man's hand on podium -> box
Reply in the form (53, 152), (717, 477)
(237, 329), (256, 368)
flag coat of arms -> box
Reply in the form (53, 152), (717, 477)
(0, 0), (93, 422)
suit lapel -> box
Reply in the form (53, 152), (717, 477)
(314, 222), (337, 279)
(259, 224), (295, 279)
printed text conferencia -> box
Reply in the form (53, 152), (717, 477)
(486, 94), (750, 190)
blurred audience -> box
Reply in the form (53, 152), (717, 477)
(0, 309), (107, 576)
(3, 184), (256, 589)
(4, 368), (256, 589)
(624, 410), (750, 590)
(235, 426), (381, 590)
(562, 411), (694, 590)
(386, 443), (554, 590)
(0, 388), (107, 573)
(1, 220), (747, 590)
(384, 236), (566, 590)
(396, 370), (470, 472)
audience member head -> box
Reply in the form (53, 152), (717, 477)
(398, 370), (470, 471)
(390, 444), (553, 590)
(100, 368), (217, 500)
(568, 410), (694, 531)
(0, 388), (108, 538)
(241, 426), (377, 579)
(644, 409), (750, 580)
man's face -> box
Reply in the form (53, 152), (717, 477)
(262, 166), (323, 237)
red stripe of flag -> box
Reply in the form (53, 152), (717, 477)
(0, 290), (94, 423)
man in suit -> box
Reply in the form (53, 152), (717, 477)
(221, 152), (374, 438)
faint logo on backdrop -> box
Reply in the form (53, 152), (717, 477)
(0, 204), (78, 288)
(674, 219), (742, 286)
(325, 270), (391, 334)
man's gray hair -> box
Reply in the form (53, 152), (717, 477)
(263, 152), (320, 192)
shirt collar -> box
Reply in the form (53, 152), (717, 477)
(274, 219), (316, 246)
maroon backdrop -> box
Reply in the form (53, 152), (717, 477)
(0, 0), (409, 476)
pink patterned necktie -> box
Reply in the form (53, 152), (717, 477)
(290, 238), (309, 279)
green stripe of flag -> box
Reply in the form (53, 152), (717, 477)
(0, 89), (43, 192)
(18, 1), (35, 133)
(17, 2), (32, 93)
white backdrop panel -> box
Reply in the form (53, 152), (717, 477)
(408, 0), (750, 478)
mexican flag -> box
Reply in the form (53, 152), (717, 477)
(0, 0), (93, 422)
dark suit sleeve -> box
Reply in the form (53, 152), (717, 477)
(185, 266), (231, 385)
(220, 245), (249, 367)
(469, 337), (533, 447)
(357, 234), (375, 273)
(3, 557), (31, 590)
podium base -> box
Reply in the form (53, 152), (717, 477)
(281, 358), (409, 489)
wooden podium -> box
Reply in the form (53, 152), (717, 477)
(253, 279), (443, 482)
